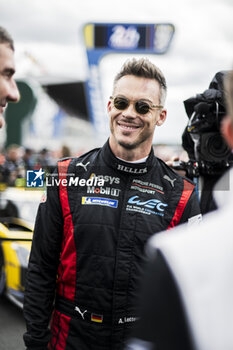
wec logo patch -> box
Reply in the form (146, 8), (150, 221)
(128, 196), (167, 211)
(127, 195), (168, 216)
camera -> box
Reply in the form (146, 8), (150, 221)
(176, 71), (233, 177)
(172, 158), (232, 178)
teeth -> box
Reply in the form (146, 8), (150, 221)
(119, 124), (137, 130)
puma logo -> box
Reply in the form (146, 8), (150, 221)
(76, 161), (90, 171)
(163, 175), (176, 187)
(74, 306), (88, 320)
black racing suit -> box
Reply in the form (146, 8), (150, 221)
(23, 141), (201, 350)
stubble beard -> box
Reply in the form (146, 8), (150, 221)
(115, 129), (153, 151)
(110, 118), (154, 152)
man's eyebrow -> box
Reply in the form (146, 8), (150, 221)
(115, 95), (154, 104)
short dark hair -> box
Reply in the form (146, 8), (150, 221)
(0, 26), (14, 51)
(113, 58), (167, 105)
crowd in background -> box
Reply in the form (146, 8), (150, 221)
(0, 143), (186, 187)
(0, 144), (75, 186)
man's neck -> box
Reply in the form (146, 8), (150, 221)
(117, 155), (148, 163)
(109, 138), (151, 162)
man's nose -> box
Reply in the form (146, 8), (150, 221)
(122, 102), (137, 118)
(7, 79), (20, 103)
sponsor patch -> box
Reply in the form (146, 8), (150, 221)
(87, 186), (120, 197)
(163, 175), (177, 187)
(82, 197), (118, 208)
(76, 161), (90, 171)
(117, 164), (147, 174)
(131, 179), (164, 194)
(90, 173), (120, 185)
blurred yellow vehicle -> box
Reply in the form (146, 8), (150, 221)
(0, 187), (42, 308)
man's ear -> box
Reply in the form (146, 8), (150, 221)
(107, 100), (112, 113)
(221, 115), (233, 149)
(156, 109), (167, 126)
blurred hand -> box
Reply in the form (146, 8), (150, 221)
(166, 156), (187, 177)
(0, 116), (5, 128)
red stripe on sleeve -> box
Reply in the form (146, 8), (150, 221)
(49, 310), (71, 350)
(56, 159), (76, 301)
(167, 179), (195, 229)
(58, 159), (72, 217)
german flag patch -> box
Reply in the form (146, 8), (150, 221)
(91, 313), (103, 323)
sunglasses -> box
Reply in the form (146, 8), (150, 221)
(110, 96), (163, 115)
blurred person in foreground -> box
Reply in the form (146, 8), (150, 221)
(126, 69), (233, 350)
(23, 58), (201, 350)
(0, 26), (19, 128)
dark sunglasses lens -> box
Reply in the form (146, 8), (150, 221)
(135, 101), (150, 114)
(113, 97), (129, 110)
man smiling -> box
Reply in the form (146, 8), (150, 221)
(0, 26), (19, 128)
(108, 63), (166, 161)
(24, 58), (201, 350)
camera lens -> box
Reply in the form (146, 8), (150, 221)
(200, 132), (231, 161)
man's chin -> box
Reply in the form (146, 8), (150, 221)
(117, 139), (138, 150)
